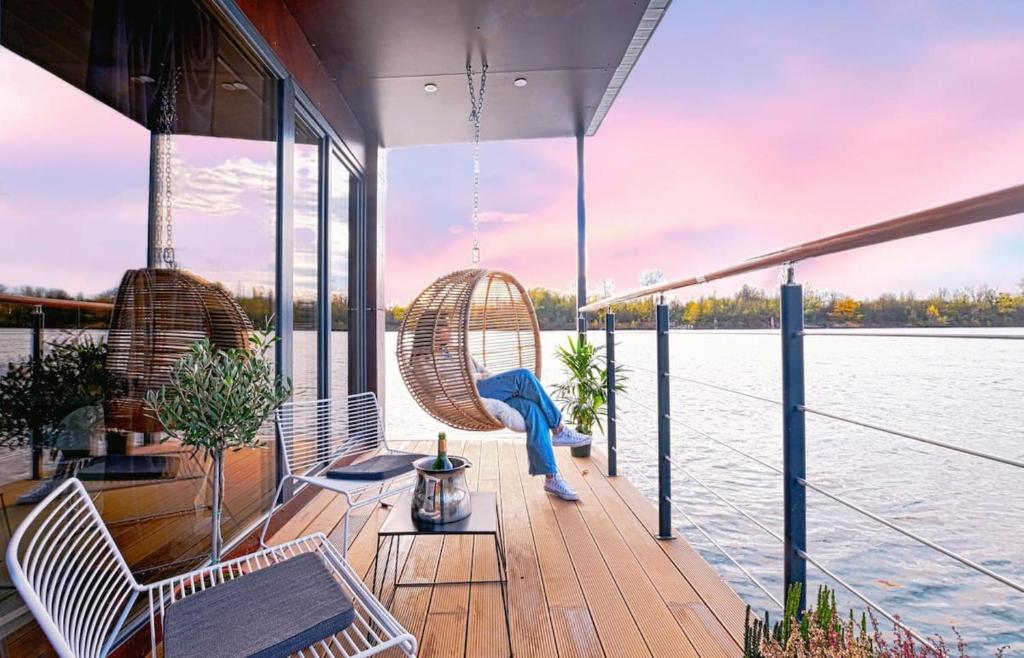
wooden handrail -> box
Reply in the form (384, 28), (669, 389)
(0, 293), (114, 312)
(580, 183), (1024, 312)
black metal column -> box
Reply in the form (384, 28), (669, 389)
(656, 301), (672, 539)
(30, 305), (44, 480)
(575, 132), (587, 342)
(605, 312), (617, 477)
(781, 269), (807, 610)
(275, 77), (296, 502)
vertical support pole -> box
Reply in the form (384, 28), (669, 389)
(575, 131), (587, 342)
(144, 134), (161, 446)
(30, 306), (44, 480)
(781, 266), (807, 611)
(656, 300), (673, 539)
(605, 312), (617, 477)
(276, 78), (296, 502)
(147, 131), (160, 268)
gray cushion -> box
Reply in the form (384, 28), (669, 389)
(75, 455), (179, 481)
(327, 453), (426, 481)
(163, 552), (355, 658)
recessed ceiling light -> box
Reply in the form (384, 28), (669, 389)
(513, 77), (528, 87)
(232, 82), (249, 91)
(424, 82), (438, 93)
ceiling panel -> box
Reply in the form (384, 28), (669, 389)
(284, 0), (660, 147)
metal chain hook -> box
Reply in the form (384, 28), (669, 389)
(155, 65), (180, 268)
(467, 61), (488, 265)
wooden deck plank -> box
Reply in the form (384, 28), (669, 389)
(496, 440), (559, 658)
(239, 437), (750, 658)
(465, 439), (508, 658)
(545, 450), (652, 658)
(419, 440), (479, 658)
(513, 443), (605, 658)
(557, 450), (736, 658)
(588, 450), (748, 648)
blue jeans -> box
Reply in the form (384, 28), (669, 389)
(477, 368), (562, 476)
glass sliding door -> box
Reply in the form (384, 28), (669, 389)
(292, 117), (322, 401)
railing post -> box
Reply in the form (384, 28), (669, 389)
(30, 305), (44, 480)
(656, 300), (673, 539)
(605, 312), (617, 477)
(780, 266), (807, 611)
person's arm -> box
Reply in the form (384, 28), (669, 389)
(470, 356), (492, 381)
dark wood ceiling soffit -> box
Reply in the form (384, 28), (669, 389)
(282, 0), (656, 147)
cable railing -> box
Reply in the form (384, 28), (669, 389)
(584, 184), (1024, 644)
(801, 405), (1024, 470)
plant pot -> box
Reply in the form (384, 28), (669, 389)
(570, 444), (591, 458)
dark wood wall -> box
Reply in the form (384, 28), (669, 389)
(235, 0), (367, 167)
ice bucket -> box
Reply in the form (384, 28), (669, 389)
(411, 455), (472, 525)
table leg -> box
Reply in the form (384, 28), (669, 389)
(495, 504), (512, 656)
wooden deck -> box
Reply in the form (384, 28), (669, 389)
(270, 435), (746, 658)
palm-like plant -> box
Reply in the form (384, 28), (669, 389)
(145, 330), (290, 562)
(552, 336), (625, 445)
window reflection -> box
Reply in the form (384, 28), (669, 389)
(331, 152), (351, 399)
(293, 119), (321, 401)
(0, 0), (280, 649)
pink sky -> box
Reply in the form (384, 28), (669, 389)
(383, 4), (1024, 305)
(2, 3), (1023, 307)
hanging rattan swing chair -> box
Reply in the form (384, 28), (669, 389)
(397, 269), (541, 431)
(104, 268), (253, 433)
(398, 62), (543, 431)
(102, 70), (253, 433)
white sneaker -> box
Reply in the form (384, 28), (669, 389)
(544, 475), (580, 501)
(552, 426), (592, 448)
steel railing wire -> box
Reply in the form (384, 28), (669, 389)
(609, 411), (784, 608)
(801, 405), (1024, 470)
(798, 549), (935, 649)
(665, 496), (783, 609)
(799, 478), (1024, 595)
(667, 414), (784, 476)
(618, 417), (780, 545)
(615, 389), (785, 476)
(666, 454), (784, 544)
(622, 363), (782, 407)
(802, 331), (1024, 340)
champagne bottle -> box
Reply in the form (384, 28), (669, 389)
(431, 431), (453, 471)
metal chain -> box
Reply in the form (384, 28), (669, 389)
(155, 65), (180, 268)
(466, 61), (488, 265)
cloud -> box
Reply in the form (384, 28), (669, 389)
(477, 211), (527, 224)
(385, 26), (1024, 304)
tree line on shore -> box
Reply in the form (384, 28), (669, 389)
(5, 281), (1023, 331)
(388, 281), (1024, 330)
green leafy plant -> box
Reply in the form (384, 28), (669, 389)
(552, 336), (625, 437)
(744, 584), (1002, 657)
(0, 333), (113, 452)
(145, 330), (290, 562)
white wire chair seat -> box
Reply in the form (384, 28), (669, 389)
(260, 392), (420, 555)
(6, 478), (417, 658)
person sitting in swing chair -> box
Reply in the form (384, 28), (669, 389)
(421, 312), (591, 501)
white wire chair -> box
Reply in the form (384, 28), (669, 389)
(6, 478), (417, 658)
(260, 392), (418, 555)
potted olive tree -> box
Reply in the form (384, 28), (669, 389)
(553, 336), (625, 458)
(146, 331), (290, 562)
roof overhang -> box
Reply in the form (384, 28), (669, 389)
(283, 0), (670, 147)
